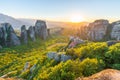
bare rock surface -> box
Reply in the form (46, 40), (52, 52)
(35, 20), (48, 40)
(88, 19), (109, 41)
(0, 23), (20, 46)
(21, 25), (28, 44)
(76, 69), (120, 80)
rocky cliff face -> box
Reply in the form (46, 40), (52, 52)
(28, 26), (36, 41)
(0, 23), (20, 47)
(21, 25), (28, 44)
(87, 19), (109, 41)
(20, 20), (48, 44)
(111, 21), (120, 40)
(77, 19), (120, 41)
(35, 20), (48, 40)
(0, 20), (48, 48)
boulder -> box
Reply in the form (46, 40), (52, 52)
(35, 20), (48, 40)
(0, 23), (20, 46)
(60, 54), (72, 62)
(21, 25), (28, 44)
(47, 52), (72, 62)
(47, 52), (56, 59)
(54, 53), (60, 62)
(28, 26), (36, 41)
(106, 41), (117, 46)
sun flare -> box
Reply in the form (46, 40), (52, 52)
(70, 15), (84, 23)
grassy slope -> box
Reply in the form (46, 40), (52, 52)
(0, 35), (68, 77)
(0, 34), (120, 80)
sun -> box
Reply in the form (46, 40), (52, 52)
(70, 15), (84, 23)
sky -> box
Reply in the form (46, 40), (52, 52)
(0, 0), (120, 22)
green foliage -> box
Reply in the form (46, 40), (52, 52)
(66, 42), (108, 59)
(112, 64), (120, 70)
(105, 43), (120, 67)
(80, 58), (105, 76)
(0, 34), (120, 80)
(37, 58), (105, 80)
(38, 60), (82, 80)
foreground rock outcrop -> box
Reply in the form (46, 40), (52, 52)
(0, 78), (23, 80)
(76, 69), (120, 80)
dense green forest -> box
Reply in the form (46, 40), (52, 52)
(0, 33), (120, 80)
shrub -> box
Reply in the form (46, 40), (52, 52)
(66, 42), (108, 60)
(105, 43), (120, 67)
(112, 64), (120, 70)
(80, 58), (105, 76)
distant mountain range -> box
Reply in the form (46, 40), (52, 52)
(0, 13), (89, 30)
(0, 13), (34, 29)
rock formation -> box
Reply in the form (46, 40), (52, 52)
(0, 23), (20, 47)
(77, 19), (120, 41)
(28, 26), (36, 41)
(35, 20), (48, 40)
(60, 54), (72, 62)
(76, 69), (120, 80)
(87, 19), (109, 41)
(21, 25), (28, 44)
(0, 20), (49, 49)
(47, 52), (72, 62)
(111, 21), (120, 40)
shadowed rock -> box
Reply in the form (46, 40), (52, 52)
(47, 52), (72, 62)
(28, 26), (36, 41)
(54, 53), (60, 62)
(0, 45), (2, 49)
(47, 52), (56, 59)
(106, 41), (117, 46)
(10, 33), (21, 46)
(21, 25), (28, 44)
(60, 54), (72, 62)
(0, 23), (20, 46)
(35, 20), (48, 40)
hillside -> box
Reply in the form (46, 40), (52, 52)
(0, 13), (33, 29)
(0, 33), (120, 80)
(0, 13), (89, 30)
